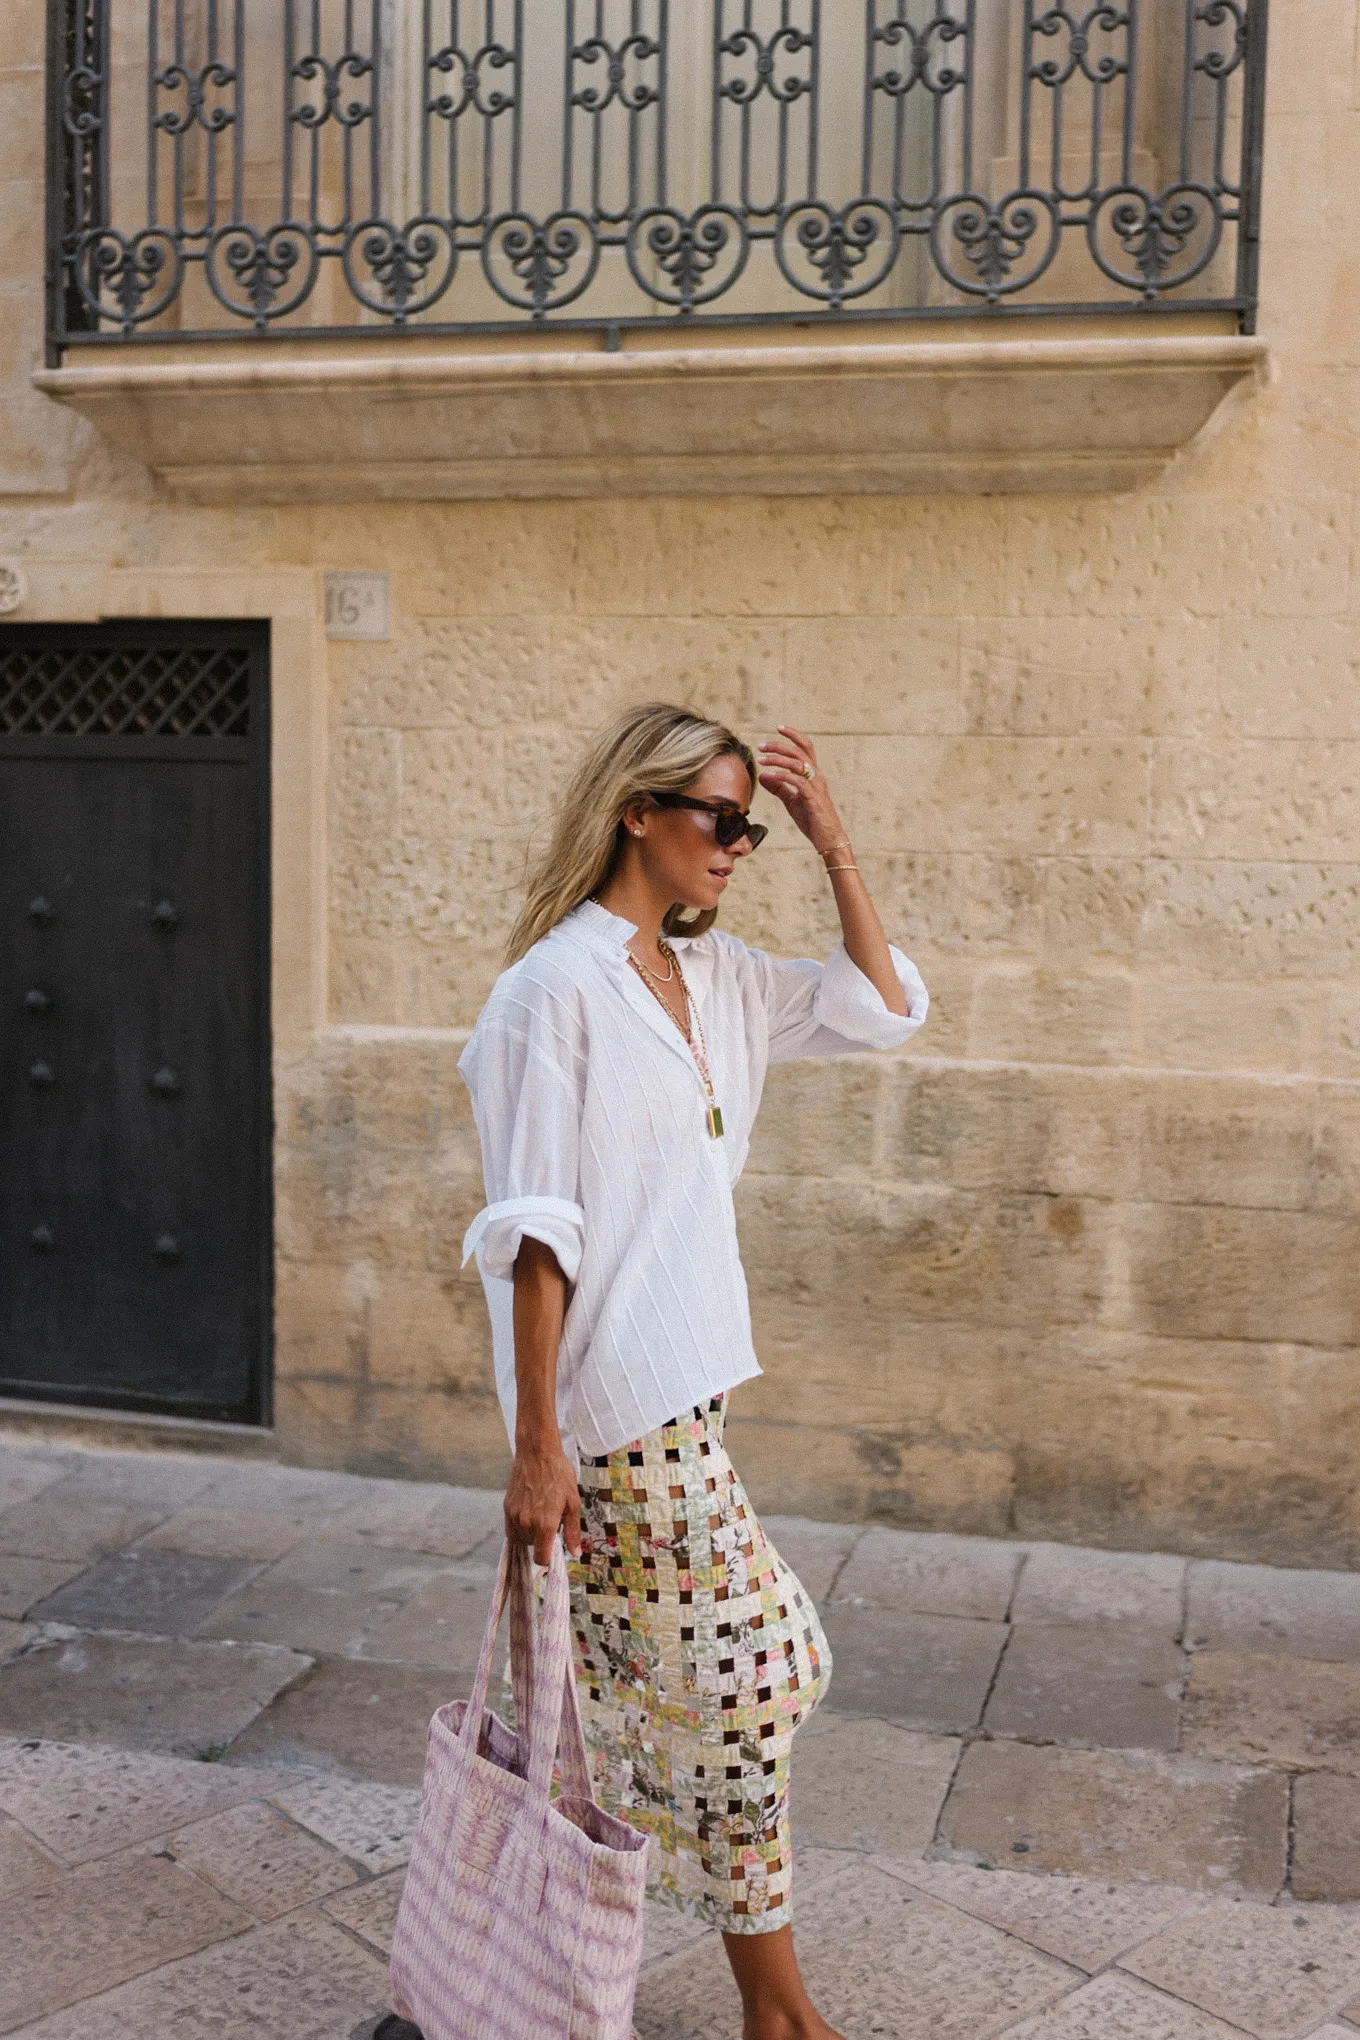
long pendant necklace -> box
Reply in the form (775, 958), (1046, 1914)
(627, 940), (724, 1139)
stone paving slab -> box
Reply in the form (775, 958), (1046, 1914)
(0, 1455), (71, 1517)
(320, 1864), (407, 1957)
(882, 1859), (1208, 1973)
(637, 1865), (1080, 2040)
(0, 1634), (312, 1759)
(792, 1709), (961, 1857)
(984, 1622), (1184, 1750)
(166, 1800), (360, 1921)
(0, 1496), (166, 1564)
(35, 1454), (219, 1511)
(226, 1656), (462, 1784)
(1120, 1896), (1360, 2040)
(137, 1505), (323, 1563)
(762, 1514), (864, 1604)
(1002, 1972), (1248, 2039)
(0, 1617), (37, 1662)
(1, 1850), (253, 2032)
(7, 1910), (390, 2040)
(0, 1559), (88, 1620)
(30, 1548), (259, 1637)
(264, 1774), (419, 1875)
(1293, 1772), (1360, 1904)
(833, 1525), (1023, 1621)
(0, 1810), (61, 1898)
(197, 1536), (456, 1656)
(817, 1603), (1008, 1730)
(0, 1738), (302, 1865)
(333, 1478), (505, 1557)
(1011, 1544), (1187, 1631)
(1183, 1652), (1360, 1778)
(936, 1741), (1288, 1895)
(188, 1462), (365, 1518)
(357, 1557), (503, 1668)
(1187, 1562), (1360, 1664)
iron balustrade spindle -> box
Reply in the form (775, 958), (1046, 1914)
(43, 0), (1268, 362)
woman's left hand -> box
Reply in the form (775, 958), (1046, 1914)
(757, 726), (847, 855)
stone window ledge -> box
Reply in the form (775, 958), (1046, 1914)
(34, 329), (1267, 503)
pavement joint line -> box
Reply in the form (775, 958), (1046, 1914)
(820, 1523), (867, 1605)
(1003, 1543), (1030, 1622)
(1285, 1769), (1301, 1902)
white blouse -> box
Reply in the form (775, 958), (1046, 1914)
(459, 899), (928, 1462)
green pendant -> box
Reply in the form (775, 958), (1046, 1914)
(707, 1104), (724, 1139)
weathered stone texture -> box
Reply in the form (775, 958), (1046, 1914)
(2, 2), (1359, 1563)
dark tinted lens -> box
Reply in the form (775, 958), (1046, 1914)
(712, 810), (767, 850)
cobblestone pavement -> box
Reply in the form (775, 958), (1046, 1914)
(3, 1434), (1360, 2037)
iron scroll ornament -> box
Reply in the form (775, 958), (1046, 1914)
(343, 218), (458, 321)
(481, 213), (600, 319)
(76, 229), (182, 333)
(717, 24), (814, 105)
(625, 207), (749, 313)
(571, 32), (662, 114)
(930, 190), (1061, 300)
(152, 58), (237, 136)
(1087, 183), (1225, 298)
(872, 10), (969, 96)
(1028, 4), (1132, 89)
(205, 222), (320, 327)
(427, 37), (517, 121)
(774, 200), (900, 309)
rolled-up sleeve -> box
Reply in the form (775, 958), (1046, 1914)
(458, 978), (586, 1282)
(757, 939), (929, 1063)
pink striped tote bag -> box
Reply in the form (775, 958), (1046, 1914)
(389, 1538), (649, 2040)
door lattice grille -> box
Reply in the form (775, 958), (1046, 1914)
(0, 644), (250, 737)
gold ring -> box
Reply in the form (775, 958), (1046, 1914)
(802, 760), (814, 781)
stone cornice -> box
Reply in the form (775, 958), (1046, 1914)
(34, 329), (1268, 502)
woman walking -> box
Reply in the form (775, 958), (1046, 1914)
(459, 703), (927, 2040)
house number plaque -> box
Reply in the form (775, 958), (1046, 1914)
(324, 571), (390, 641)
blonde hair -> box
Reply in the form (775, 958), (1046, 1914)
(505, 702), (757, 966)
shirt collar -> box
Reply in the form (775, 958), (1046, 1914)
(561, 898), (637, 960)
(560, 897), (711, 966)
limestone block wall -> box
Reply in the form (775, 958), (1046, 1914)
(2, 0), (1360, 1561)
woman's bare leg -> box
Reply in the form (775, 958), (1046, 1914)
(721, 1928), (845, 2040)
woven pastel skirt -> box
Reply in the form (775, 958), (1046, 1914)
(567, 1392), (829, 1935)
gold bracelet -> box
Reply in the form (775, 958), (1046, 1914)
(820, 840), (853, 860)
(824, 861), (859, 874)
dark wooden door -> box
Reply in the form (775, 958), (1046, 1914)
(0, 622), (270, 1424)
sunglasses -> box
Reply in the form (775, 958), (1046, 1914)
(648, 793), (768, 851)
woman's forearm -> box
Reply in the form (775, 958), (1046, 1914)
(511, 1234), (568, 1447)
(755, 724), (908, 1016)
(822, 847), (908, 1016)
(506, 1235), (580, 1560)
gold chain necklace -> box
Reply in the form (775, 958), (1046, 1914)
(627, 940), (724, 1139)
(630, 946), (675, 985)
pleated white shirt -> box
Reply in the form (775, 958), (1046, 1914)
(459, 899), (928, 1461)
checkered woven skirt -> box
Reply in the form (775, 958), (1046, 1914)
(569, 1392), (829, 1935)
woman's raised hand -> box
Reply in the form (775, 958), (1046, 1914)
(756, 726), (848, 856)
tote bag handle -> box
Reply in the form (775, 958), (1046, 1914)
(458, 1538), (594, 1804)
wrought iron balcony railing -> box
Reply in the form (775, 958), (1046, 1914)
(45, 1), (1268, 360)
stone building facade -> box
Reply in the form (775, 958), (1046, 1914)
(2, 0), (1358, 1566)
